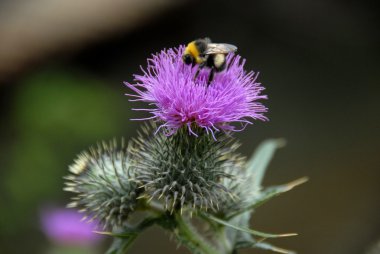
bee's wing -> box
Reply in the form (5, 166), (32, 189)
(204, 43), (238, 55)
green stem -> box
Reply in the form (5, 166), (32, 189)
(216, 227), (232, 254)
(174, 213), (219, 254)
(106, 235), (138, 254)
(118, 235), (139, 254)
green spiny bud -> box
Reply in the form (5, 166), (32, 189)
(64, 139), (139, 229)
(129, 122), (245, 213)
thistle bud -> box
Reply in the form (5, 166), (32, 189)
(129, 123), (245, 213)
(64, 139), (139, 229)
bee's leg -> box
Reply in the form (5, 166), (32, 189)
(194, 62), (206, 80)
(207, 67), (215, 86)
(194, 66), (202, 80)
(227, 54), (237, 70)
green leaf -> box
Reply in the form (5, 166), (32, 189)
(221, 139), (291, 252)
(246, 139), (286, 189)
(254, 177), (308, 208)
(221, 140), (305, 253)
(226, 177), (308, 220)
(202, 213), (297, 239)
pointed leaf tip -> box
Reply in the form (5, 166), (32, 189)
(283, 177), (309, 191)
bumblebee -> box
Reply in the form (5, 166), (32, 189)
(182, 38), (237, 84)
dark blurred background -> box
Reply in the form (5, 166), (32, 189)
(0, 0), (379, 253)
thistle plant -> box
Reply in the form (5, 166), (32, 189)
(64, 45), (307, 254)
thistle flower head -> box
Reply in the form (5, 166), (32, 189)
(125, 46), (268, 137)
(40, 207), (102, 246)
(64, 139), (139, 230)
(129, 122), (244, 213)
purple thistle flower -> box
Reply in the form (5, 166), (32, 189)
(40, 207), (103, 246)
(124, 46), (268, 137)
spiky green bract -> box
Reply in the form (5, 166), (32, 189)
(64, 139), (140, 230)
(218, 139), (287, 217)
(129, 123), (244, 213)
(218, 164), (259, 216)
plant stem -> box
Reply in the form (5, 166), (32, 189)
(216, 227), (232, 254)
(174, 213), (219, 254)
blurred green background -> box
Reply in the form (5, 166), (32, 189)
(0, 0), (379, 253)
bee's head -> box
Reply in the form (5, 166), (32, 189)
(182, 53), (194, 65)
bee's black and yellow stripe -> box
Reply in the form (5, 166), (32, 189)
(184, 41), (204, 64)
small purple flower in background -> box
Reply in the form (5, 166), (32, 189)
(125, 46), (268, 138)
(41, 207), (102, 246)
